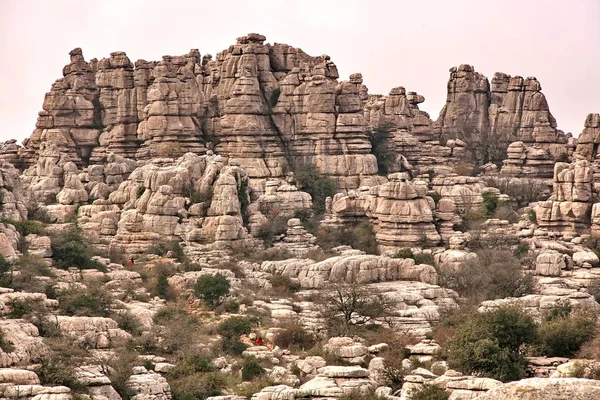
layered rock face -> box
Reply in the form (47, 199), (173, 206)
(12, 34), (382, 192)
(330, 174), (441, 251)
(435, 65), (572, 168)
(574, 113), (600, 161)
(536, 160), (596, 236)
(363, 88), (464, 174)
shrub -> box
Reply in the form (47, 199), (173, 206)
(241, 357), (266, 381)
(1, 218), (45, 237)
(273, 323), (316, 351)
(27, 202), (52, 223)
(10, 255), (54, 293)
(316, 282), (395, 335)
(7, 299), (33, 318)
(105, 348), (140, 399)
(414, 252), (435, 265)
(151, 305), (205, 357)
(338, 390), (386, 400)
(238, 178), (250, 224)
(168, 371), (227, 400)
(149, 239), (186, 262)
(438, 249), (533, 303)
(314, 222), (378, 254)
(270, 274), (300, 294)
(0, 254), (11, 287)
(51, 226), (105, 270)
(292, 163), (337, 214)
(194, 274), (230, 309)
(538, 307), (597, 357)
(255, 215), (288, 247)
(217, 316), (252, 355)
(170, 354), (215, 378)
(368, 126), (396, 176)
(58, 286), (113, 317)
(36, 338), (88, 392)
(113, 310), (144, 336)
(411, 384), (451, 400)
(482, 192), (499, 217)
(445, 305), (538, 382)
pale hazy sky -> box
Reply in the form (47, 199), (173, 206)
(1, 0), (599, 143)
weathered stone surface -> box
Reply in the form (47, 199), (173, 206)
(536, 160), (595, 236)
(472, 378), (600, 400)
(574, 113), (600, 161)
(330, 175), (441, 251)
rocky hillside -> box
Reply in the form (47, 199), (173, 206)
(0, 33), (600, 400)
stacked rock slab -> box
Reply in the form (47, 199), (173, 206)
(436, 64), (572, 167)
(363, 87), (465, 174)
(574, 113), (600, 161)
(536, 160), (596, 237)
(13, 34), (382, 192)
(331, 174), (441, 251)
(500, 141), (557, 178)
(91, 51), (140, 161)
(21, 48), (101, 167)
(136, 52), (206, 159)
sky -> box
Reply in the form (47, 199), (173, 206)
(1, 0), (599, 143)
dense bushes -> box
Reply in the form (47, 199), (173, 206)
(368, 126), (396, 176)
(445, 305), (537, 382)
(273, 322), (316, 351)
(194, 274), (230, 309)
(241, 357), (266, 381)
(217, 316), (252, 355)
(58, 286), (113, 317)
(538, 306), (597, 357)
(51, 226), (105, 270)
(411, 385), (451, 400)
(437, 249), (533, 303)
(314, 221), (378, 254)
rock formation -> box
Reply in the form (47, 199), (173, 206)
(435, 64), (572, 167)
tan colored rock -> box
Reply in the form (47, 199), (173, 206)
(473, 378), (600, 400)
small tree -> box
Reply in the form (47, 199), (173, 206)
(317, 282), (395, 335)
(538, 306), (597, 357)
(194, 274), (230, 309)
(51, 226), (105, 270)
(217, 316), (252, 355)
(445, 305), (537, 382)
(241, 357), (266, 381)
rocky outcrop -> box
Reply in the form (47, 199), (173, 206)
(536, 160), (596, 237)
(330, 174), (441, 251)
(500, 141), (557, 178)
(473, 378), (600, 400)
(11, 34), (385, 192)
(574, 113), (600, 161)
(435, 65), (572, 166)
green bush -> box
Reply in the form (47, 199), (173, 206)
(482, 192), (499, 217)
(241, 357), (266, 381)
(51, 226), (105, 270)
(438, 249), (533, 303)
(106, 348), (139, 400)
(1, 218), (45, 237)
(0, 254), (11, 287)
(273, 323), (316, 351)
(445, 305), (538, 382)
(169, 354), (215, 378)
(8, 299), (33, 318)
(58, 286), (113, 317)
(217, 316), (252, 355)
(237, 178), (250, 224)
(194, 274), (230, 309)
(411, 384), (451, 400)
(538, 307), (597, 357)
(293, 163), (337, 214)
(368, 126), (396, 176)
